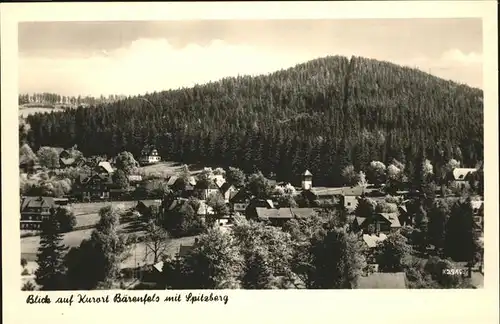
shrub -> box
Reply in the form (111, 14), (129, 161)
(384, 195), (401, 204)
(21, 268), (30, 276)
(22, 281), (36, 291)
(56, 207), (77, 233)
(375, 201), (398, 213)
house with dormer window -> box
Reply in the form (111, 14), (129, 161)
(20, 196), (56, 230)
(352, 212), (401, 234)
(140, 145), (161, 165)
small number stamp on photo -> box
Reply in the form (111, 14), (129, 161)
(442, 268), (467, 276)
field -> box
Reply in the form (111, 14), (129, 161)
(20, 199), (196, 274)
(135, 161), (204, 178)
(19, 106), (64, 117)
(21, 200), (144, 260)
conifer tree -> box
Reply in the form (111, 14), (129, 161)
(35, 210), (68, 290)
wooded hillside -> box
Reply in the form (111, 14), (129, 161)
(24, 55), (484, 186)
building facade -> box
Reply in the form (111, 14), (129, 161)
(140, 146), (161, 165)
(20, 196), (56, 230)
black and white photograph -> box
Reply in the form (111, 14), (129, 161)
(2, 2), (497, 310)
(15, 17), (489, 291)
(2, 2), (499, 324)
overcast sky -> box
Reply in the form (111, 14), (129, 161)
(18, 19), (483, 96)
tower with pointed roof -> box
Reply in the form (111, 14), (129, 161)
(302, 170), (313, 190)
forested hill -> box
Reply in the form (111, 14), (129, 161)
(25, 55), (484, 186)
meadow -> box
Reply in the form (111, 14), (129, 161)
(19, 106), (64, 117)
(20, 199), (197, 274)
(134, 161), (203, 178)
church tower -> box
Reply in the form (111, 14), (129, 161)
(301, 170), (313, 190)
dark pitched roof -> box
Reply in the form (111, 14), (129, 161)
(137, 200), (162, 208)
(59, 149), (72, 159)
(141, 146), (159, 156)
(60, 157), (76, 166)
(248, 199), (275, 209)
(398, 205), (408, 213)
(219, 182), (234, 193)
(378, 213), (401, 228)
(167, 198), (191, 213)
(229, 189), (251, 203)
(356, 272), (407, 289)
(21, 196), (56, 211)
(213, 177), (226, 188)
(228, 190), (239, 201)
(195, 179), (220, 190)
(80, 173), (113, 186)
(355, 216), (367, 226)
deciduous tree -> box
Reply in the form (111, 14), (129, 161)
(206, 192), (229, 226)
(376, 232), (412, 272)
(341, 165), (357, 186)
(37, 147), (60, 169)
(144, 221), (170, 264)
(309, 227), (367, 288)
(115, 151), (138, 174)
(366, 161), (386, 186)
(112, 169), (130, 190)
(232, 219), (294, 289)
(246, 171), (273, 199)
(227, 167), (246, 188)
(165, 230), (243, 289)
(55, 207), (77, 233)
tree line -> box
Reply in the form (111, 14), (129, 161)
(19, 92), (127, 106)
(23, 55), (483, 187)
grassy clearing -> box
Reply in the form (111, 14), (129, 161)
(71, 200), (138, 215)
(20, 200), (155, 259)
(135, 161), (203, 178)
(21, 229), (94, 261)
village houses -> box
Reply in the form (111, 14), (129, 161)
(73, 161), (116, 201)
(20, 196), (68, 230)
(448, 167), (477, 189)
